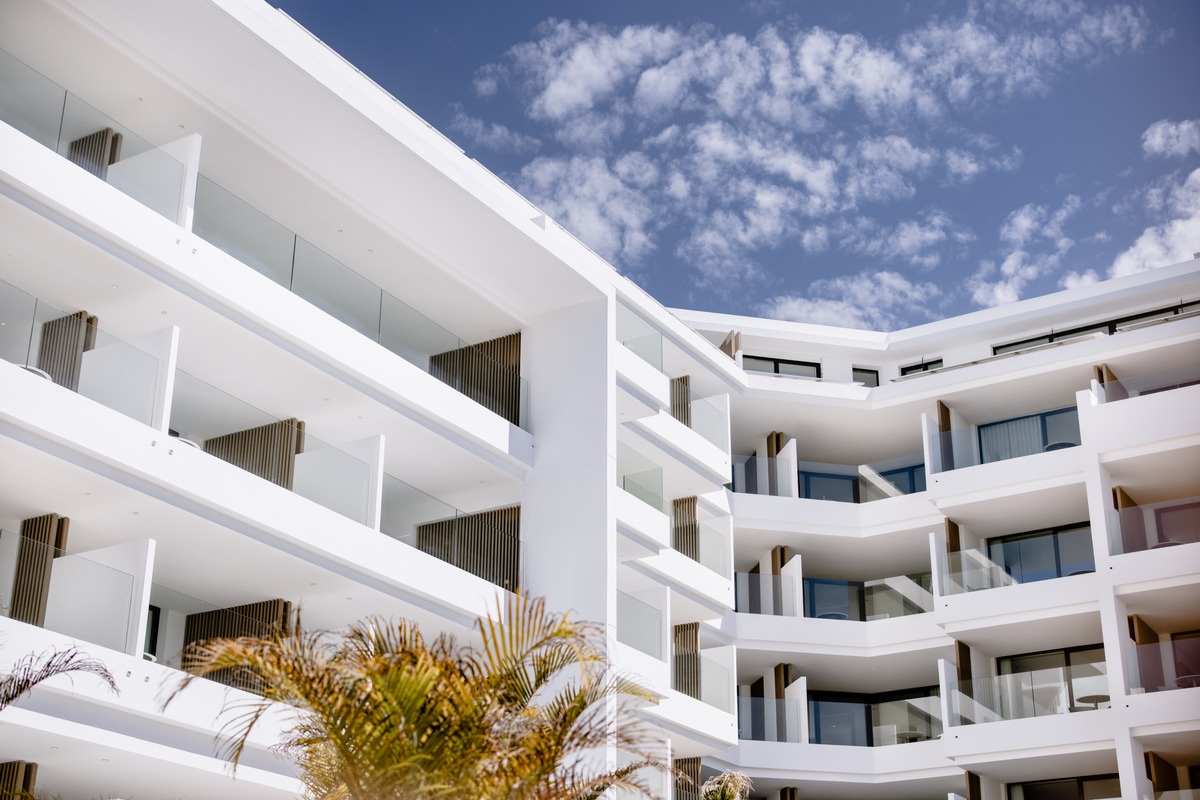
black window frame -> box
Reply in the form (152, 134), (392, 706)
(1005, 772), (1120, 800)
(852, 367), (879, 387)
(985, 522), (1095, 583)
(808, 685), (940, 747)
(900, 358), (943, 376)
(977, 406), (1080, 463)
(743, 355), (821, 378)
(992, 300), (1200, 356)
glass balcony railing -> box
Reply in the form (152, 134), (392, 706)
(0, 530), (134, 655)
(948, 662), (1108, 725)
(1114, 496), (1200, 554)
(620, 468), (666, 514)
(731, 454), (926, 501)
(734, 572), (798, 616)
(737, 696), (802, 742)
(942, 530), (1096, 595)
(803, 573), (933, 621)
(191, 175), (528, 428)
(1098, 364), (1200, 403)
(673, 652), (733, 712)
(809, 693), (942, 746)
(616, 300), (662, 371)
(616, 591), (662, 659)
(0, 278), (162, 426)
(696, 518), (731, 578)
(1125, 638), (1200, 693)
(935, 406), (1081, 472)
(730, 455), (796, 497)
(169, 369), (374, 525)
(0, 48), (188, 223)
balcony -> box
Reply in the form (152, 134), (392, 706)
(0, 46), (528, 429)
(616, 590), (664, 660)
(930, 405), (1080, 473)
(730, 453), (925, 502)
(0, 47), (192, 225)
(672, 650), (734, 713)
(803, 573), (933, 621)
(1113, 494), (1199, 555)
(940, 525), (1095, 596)
(735, 572), (798, 616)
(1095, 363), (1200, 403)
(1125, 635), (1200, 694)
(738, 696), (802, 743)
(947, 661), (1109, 726)
(808, 690), (942, 746)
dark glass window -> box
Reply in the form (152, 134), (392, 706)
(804, 579), (863, 621)
(809, 687), (939, 746)
(992, 299), (1200, 356)
(1007, 774), (1120, 800)
(978, 407), (1080, 463)
(986, 523), (1094, 583)
(998, 645), (1107, 712)
(900, 358), (943, 376)
(852, 367), (879, 387)
(144, 604), (161, 658)
(800, 471), (859, 502)
(744, 356), (821, 378)
(880, 463), (926, 494)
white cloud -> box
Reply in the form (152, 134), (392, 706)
(449, 105), (539, 154)
(761, 270), (942, 330)
(516, 156), (657, 265)
(1142, 119), (1200, 158)
(469, 5), (1153, 293)
(1110, 168), (1200, 277)
(968, 195), (1082, 306)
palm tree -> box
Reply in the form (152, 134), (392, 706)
(0, 646), (117, 710)
(171, 594), (667, 800)
(700, 770), (752, 800)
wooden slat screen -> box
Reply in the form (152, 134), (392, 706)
(67, 127), (122, 179)
(0, 761), (37, 800)
(937, 399), (955, 470)
(670, 375), (692, 427)
(718, 330), (741, 360)
(673, 756), (701, 800)
(203, 417), (305, 490)
(780, 789), (798, 800)
(671, 497), (698, 562)
(1114, 486), (1145, 553)
(956, 640), (973, 686)
(673, 622), (699, 700)
(429, 332), (522, 425)
(11, 514), (68, 627)
(184, 598), (293, 694)
(37, 310), (97, 391)
(416, 505), (520, 591)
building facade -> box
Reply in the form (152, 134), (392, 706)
(0, 0), (1196, 798)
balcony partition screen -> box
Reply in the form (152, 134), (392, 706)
(202, 417), (305, 490)
(183, 598), (293, 693)
(37, 310), (97, 390)
(673, 622), (700, 699)
(0, 761), (37, 800)
(429, 332), (521, 425)
(674, 756), (701, 800)
(672, 497), (698, 562)
(11, 513), (68, 627)
(416, 505), (520, 591)
(670, 375), (691, 426)
(67, 127), (122, 179)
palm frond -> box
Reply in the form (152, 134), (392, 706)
(0, 646), (118, 709)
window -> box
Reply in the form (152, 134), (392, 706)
(1007, 774), (1120, 800)
(986, 523), (1094, 583)
(804, 578), (863, 621)
(799, 471), (858, 503)
(852, 367), (879, 387)
(743, 356), (821, 378)
(998, 644), (1107, 713)
(880, 463), (926, 494)
(809, 687), (940, 746)
(992, 299), (1200, 356)
(143, 604), (161, 659)
(978, 406), (1080, 463)
(900, 358), (942, 376)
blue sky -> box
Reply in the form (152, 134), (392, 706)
(274, 0), (1200, 330)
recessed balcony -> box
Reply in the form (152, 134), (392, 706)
(929, 405), (1081, 474)
(729, 453), (925, 503)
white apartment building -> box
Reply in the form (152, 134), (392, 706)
(0, 1), (1196, 799)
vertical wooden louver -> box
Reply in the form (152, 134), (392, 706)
(183, 598), (293, 694)
(670, 375), (692, 427)
(10, 514), (68, 627)
(671, 497), (699, 562)
(36, 310), (97, 391)
(430, 332), (522, 426)
(0, 761), (37, 800)
(779, 789), (798, 800)
(416, 505), (521, 591)
(67, 127), (122, 179)
(936, 400), (955, 471)
(203, 418), (305, 490)
(1114, 486), (1145, 552)
(718, 330), (741, 360)
(673, 756), (701, 800)
(673, 622), (700, 700)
